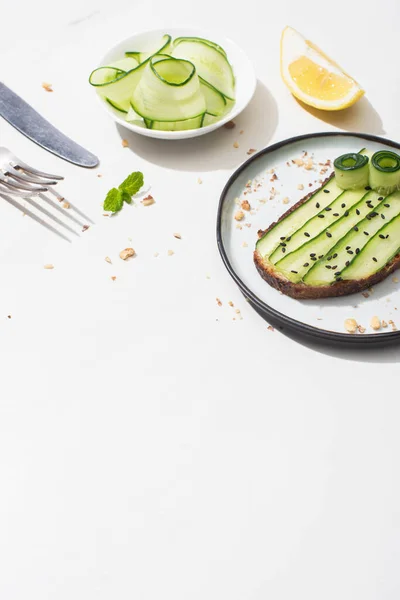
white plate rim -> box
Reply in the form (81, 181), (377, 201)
(216, 131), (400, 346)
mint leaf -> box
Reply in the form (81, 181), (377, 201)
(119, 171), (144, 196)
(121, 190), (132, 205)
(104, 187), (123, 212)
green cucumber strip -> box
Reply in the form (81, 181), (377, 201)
(274, 190), (382, 283)
(340, 212), (400, 281)
(202, 113), (220, 127)
(150, 114), (204, 131)
(269, 188), (366, 264)
(125, 105), (145, 127)
(334, 153), (369, 190)
(107, 57), (139, 72)
(125, 34), (172, 63)
(304, 191), (400, 285)
(173, 36), (227, 57)
(171, 39), (235, 100)
(369, 150), (400, 194)
(105, 96), (128, 113)
(131, 56), (206, 121)
(256, 177), (342, 258)
(199, 77), (226, 116)
(90, 67), (124, 86)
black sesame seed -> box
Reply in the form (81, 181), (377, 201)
(318, 214), (325, 218)
(333, 253), (338, 259)
(332, 265), (337, 270)
(323, 189), (330, 193)
(354, 226), (359, 232)
(327, 256), (332, 261)
(345, 261), (350, 267)
(366, 216), (372, 221)
(310, 253), (316, 257)
(384, 203), (390, 208)
(379, 234), (385, 239)
(364, 231), (369, 236)
(286, 236), (291, 241)
(344, 210), (349, 217)
(325, 207), (332, 211)
(355, 248), (360, 254)
(341, 203), (346, 208)
(291, 270), (298, 274)
(373, 257), (378, 262)
(311, 257), (317, 261)
(303, 262), (309, 267)
(318, 255), (323, 259)
(326, 231), (332, 238)
(334, 271), (341, 276)
(316, 203), (320, 209)
(369, 211), (378, 217)
(356, 209), (360, 215)
(336, 277), (343, 281)
(333, 213), (339, 217)
(381, 214), (386, 219)
(386, 235), (390, 239)
(282, 247), (286, 253)
(325, 265), (332, 269)
(378, 196), (384, 201)
(346, 245), (350, 250)
(304, 232), (310, 237)
(280, 236), (286, 240)
(281, 242), (286, 246)
(347, 250), (354, 255)
(365, 185), (371, 190)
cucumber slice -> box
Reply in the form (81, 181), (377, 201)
(125, 34), (172, 63)
(106, 96), (129, 113)
(369, 151), (400, 194)
(256, 177), (342, 259)
(131, 56), (206, 121)
(173, 36), (227, 57)
(150, 115), (204, 131)
(125, 105), (146, 127)
(334, 153), (370, 190)
(202, 113), (220, 127)
(274, 190), (382, 283)
(340, 213), (400, 281)
(269, 188), (367, 264)
(304, 192), (400, 286)
(108, 57), (139, 72)
(171, 39), (235, 100)
(199, 78), (226, 116)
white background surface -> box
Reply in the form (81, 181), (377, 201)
(1, 1), (400, 598)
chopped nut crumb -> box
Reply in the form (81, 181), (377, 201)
(304, 159), (314, 170)
(105, 256), (112, 264)
(167, 249), (174, 256)
(121, 139), (129, 148)
(141, 195), (155, 206)
(282, 197), (289, 204)
(228, 301), (234, 307)
(292, 158), (304, 167)
(234, 210), (244, 221)
(154, 252), (159, 257)
(244, 223), (252, 228)
(44, 264), (54, 269)
(239, 129), (244, 134)
(236, 224), (243, 230)
(119, 247), (135, 260)
(270, 173), (278, 182)
(235, 308), (240, 314)
(197, 177), (203, 184)
(344, 318), (358, 333)
(62, 201), (70, 209)
(392, 276), (399, 283)
(82, 225), (89, 232)
(370, 316), (381, 330)
(242, 241), (248, 248)
(267, 325), (274, 331)
(358, 325), (366, 334)
(173, 233), (182, 239)
(389, 319), (398, 331)
(42, 82), (53, 92)
(97, 174), (102, 178)
(233, 141), (239, 149)
(241, 200), (251, 211)
(111, 276), (116, 281)
(247, 148), (256, 155)
(297, 184), (304, 190)
(224, 121), (236, 129)
(362, 292), (370, 298)
(216, 298), (222, 306)
(382, 320), (388, 328)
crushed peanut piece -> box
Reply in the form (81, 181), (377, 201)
(236, 224), (243, 230)
(97, 174), (102, 178)
(119, 247), (135, 260)
(267, 325), (274, 331)
(111, 276), (116, 281)
(235, 308), (240, 314)
(105, 256), (112, 264)
(44, 264), (54, 270)
(121, 139), (129, 148)
(370, 316), (381, 330)
(292, 158), (304, 167)
(224, 121), (236, 129)
(357, 325), (366, 334)
(154, 252), (159, 257)
(304, 159), (314, 170)
(234, 210), (244, 221)
(392, 276), (399, 283)
(62, 201), (70, 209)
(216, 298), (222, 306)
(344, 318), (358, 333)
(382, 320), (388, 328)
(167, 249), (174, 256)
(228, 301), (234, 307)
(389, 319), (398, 331)
(270, 173), (278, 181)
(233, 141), (239, 149)
(241, 200), (251, 211)
(247, 148), (256, 155)
(82, 225), (89, 232)
(239, 129), (244, 134)
(282, 197), (289, 204)
(242, 241), (248, 248)
(297, 183), (304, 190)
(7, 315), (11, 319)
(362, 292), (370, 299)
(197, 177), (203, 184)
(173, 233), (182, 239)
(244, 223), (252, 228)
(42, 82), (53, 92)
(142, 195), (155, 206)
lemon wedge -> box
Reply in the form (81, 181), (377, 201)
(281, 26), (364, 111)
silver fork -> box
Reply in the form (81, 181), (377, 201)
(0, 147), (94, 240)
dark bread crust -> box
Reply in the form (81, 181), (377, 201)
(254, 174), (400, 299)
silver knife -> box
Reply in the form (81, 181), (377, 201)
(0, 82), (99, 168)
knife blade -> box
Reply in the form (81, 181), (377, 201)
(0, 82), (99, 168)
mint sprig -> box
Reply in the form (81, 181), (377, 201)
(103, 171), (144, 213)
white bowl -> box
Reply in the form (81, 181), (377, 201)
(94, 27), (257, 140)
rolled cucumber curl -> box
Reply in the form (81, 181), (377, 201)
(334, 153), (369, 190)
(369, 150), (400, 194)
